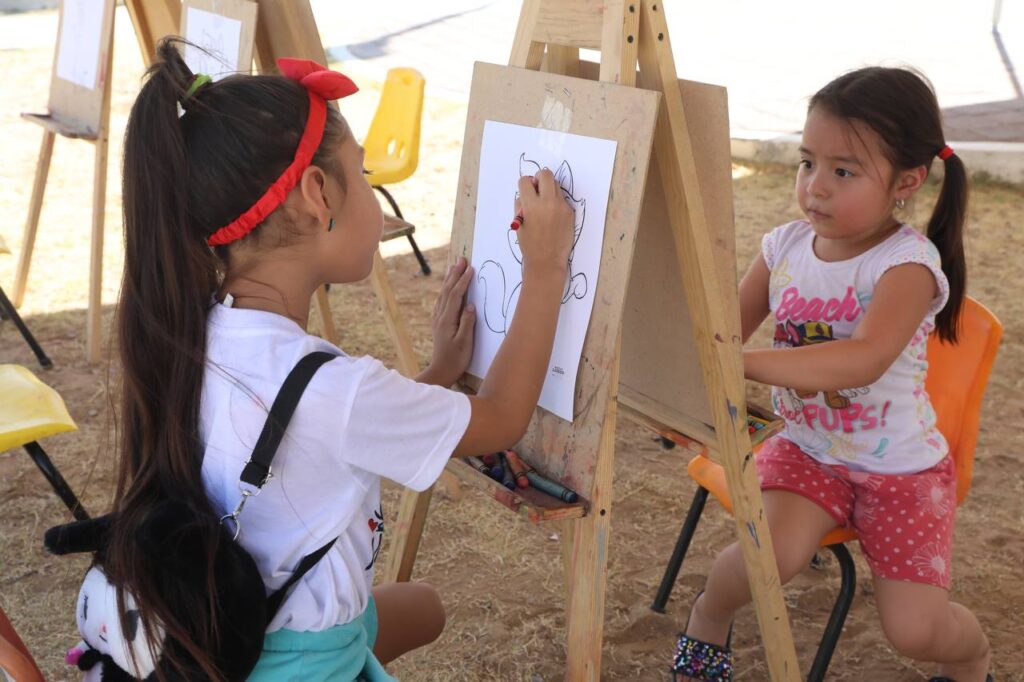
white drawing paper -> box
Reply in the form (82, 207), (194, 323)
(467, 120), (617, 422)
(55, 0), (105, 90)
(184, 7), (243, 80)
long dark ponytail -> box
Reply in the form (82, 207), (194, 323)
(109, 38), (346, 679)
(810, 66), (967, 342)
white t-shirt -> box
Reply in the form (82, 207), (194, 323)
(762, 220), (949, 475)
(199, 301), (471, 632)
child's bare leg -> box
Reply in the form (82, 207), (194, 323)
(685, 490), (837, 646)
(874, 577), (990, 682)
(371, 581), (446, 664)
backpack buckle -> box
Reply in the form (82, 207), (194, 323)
(220, 480), (266, 541)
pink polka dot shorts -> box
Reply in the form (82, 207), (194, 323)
(756, 436), (957, 588)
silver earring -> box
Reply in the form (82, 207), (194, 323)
(895, 198), (906, 210)
(327, 218), (335, 232)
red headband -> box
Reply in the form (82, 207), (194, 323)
(207, 58), (358, 247)
(937, 145), (954, 161)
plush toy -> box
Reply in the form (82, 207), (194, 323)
(45, 500), (267, 681)
(63, 565), (162, 681)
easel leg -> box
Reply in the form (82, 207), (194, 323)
(384, 486), (434, 583)
(564, 361), (618, 681)
(11, 131), (56, 308)
(369, 251), (420, 378)
(87, 135), (108, 364)
(313, 285), (338, 346)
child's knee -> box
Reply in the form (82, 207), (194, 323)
(413, 582), (446, 642)
(879, 607), (942, 660)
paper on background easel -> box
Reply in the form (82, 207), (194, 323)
(56, 0), (104, 90)
(184, 8), (243, 79)
(467, 120), (616, 422)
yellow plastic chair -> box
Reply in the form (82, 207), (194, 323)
(0, 364), (88, 520)
(0, 235), (52, 368)
(650, 297), (1002, 681)
(363, 67), (431, 275)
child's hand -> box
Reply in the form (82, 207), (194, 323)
(424, 256), (476, 386)
(516, 169), (575, 278)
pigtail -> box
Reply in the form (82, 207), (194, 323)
(927, 152), (968, 343)
(111, 38), (225, 680)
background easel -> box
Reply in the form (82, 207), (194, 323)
(385, 1), (802, 679)
(13, 0), (117, 364)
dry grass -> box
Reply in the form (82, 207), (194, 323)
(2, 8), (1023, 681)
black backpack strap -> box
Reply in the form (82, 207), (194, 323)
(265, 537), (338, 619)
(240, 351), (337, 489)
(232, 351), (342, 623)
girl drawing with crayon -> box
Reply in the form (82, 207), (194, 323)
(91, 39), (575, 680)
(671, 67), (992, 682)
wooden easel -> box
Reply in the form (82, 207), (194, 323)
(13, 0), (117, 364)
(385, 1), (802, 679)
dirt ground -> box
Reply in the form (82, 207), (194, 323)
(1, 9), (1022, 682)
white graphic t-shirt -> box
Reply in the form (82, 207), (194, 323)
(762, 220), (950, 474)
(200, 302), (471, 632)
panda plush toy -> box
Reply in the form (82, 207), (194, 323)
(45, 500), (267, 681)
(63, 565), (162, 681)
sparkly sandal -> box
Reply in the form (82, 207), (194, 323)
(670, 592), (734, 681)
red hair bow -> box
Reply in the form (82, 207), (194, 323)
(206, 59), (358, 247)
(277, 58), (359, 100)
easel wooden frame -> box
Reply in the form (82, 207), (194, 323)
(385, 1), (802, 679)
(13, 0), (117, 364)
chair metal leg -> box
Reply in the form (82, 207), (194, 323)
(651, 485), (709, 613)
(23, 441), (89, 521)
(0, 286), (52, 369)
(373, 185), (431, 276)
(807, 542), (856, 682)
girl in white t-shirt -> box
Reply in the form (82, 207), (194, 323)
(672, 68), (991, 682)
(105, 40), (575, 680)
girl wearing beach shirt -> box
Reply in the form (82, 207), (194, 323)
(672, 67), (992, 682)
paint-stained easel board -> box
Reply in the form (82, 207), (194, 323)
(180, 0), (258, 78)
(451, 62), (660, 504)
(27, 0), (116, 138)
(618, 75), (742, 452)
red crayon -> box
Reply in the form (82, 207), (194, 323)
(503, 450), (533, 489)
(510, 213), (524, 231)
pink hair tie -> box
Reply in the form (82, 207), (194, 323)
(206, 58), (358, 247)
(937, 145), (955, 161)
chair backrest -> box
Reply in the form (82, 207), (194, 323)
(362, 68), (425, 185)
(0, 604), (45, 682)
(924, 296), (1003, 505)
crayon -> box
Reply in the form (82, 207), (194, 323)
(481, 453), (498, 467)
(503, 450), (532, 489)
(510, 213), (524, 231)
(488, 462), (506, 482)
(525, 471), (579, 503)
(466, 456), (490, 476)
(498, 454), (517, 490)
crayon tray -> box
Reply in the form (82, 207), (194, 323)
(638, 401), (784, 453)
(446, 458), (588, 523)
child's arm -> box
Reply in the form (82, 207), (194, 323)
(738, 253), (772, 343)
(453, 170), (575, 457)
(744, 263), (936, 392)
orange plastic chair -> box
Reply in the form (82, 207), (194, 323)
(651, 296), (1002, 681)
(363, 67), (430, 275)
(0, 603), (45, 682)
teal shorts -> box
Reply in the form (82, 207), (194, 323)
(247, 596), (395, 681)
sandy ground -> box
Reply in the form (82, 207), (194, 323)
(1, 8), (1022, 681)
